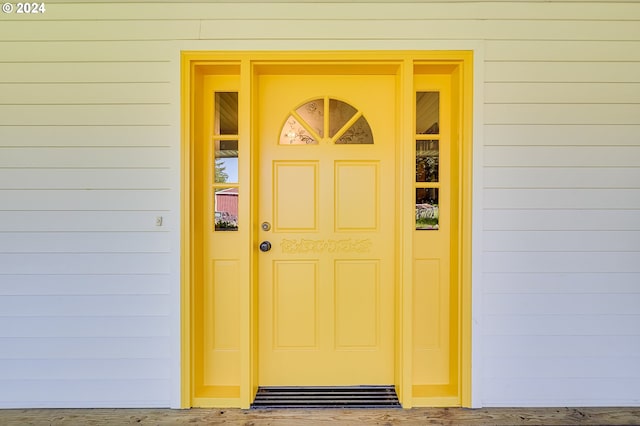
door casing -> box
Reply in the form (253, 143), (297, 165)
(181, 51), (473, 409)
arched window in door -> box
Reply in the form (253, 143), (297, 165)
(279, 97), (374, 145)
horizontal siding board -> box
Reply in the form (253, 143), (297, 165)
(0, 105), (171, 126)
(0, 20), (199, 41)
(484, 335), (640, 358)
(180, 38), (469, 51)
(484, 293), (640, 315)
(0, 41), (172, 62)
(481, 20), (640, 41)
(485, 62), (640, 83)
(20, 0), (640, 2)
(485, 188), (640, 209)
(485, 82), (640, 104)
(0, 148), (172, 169)
(0, 148), (171, 169)
(0, 379), (171, 406)
(0, 126), (172, 148)
(0, 62), (171, 83)
(485, 357), (640, 380)
(0, 253), (172, 275)
(0, 274), (170, 296)
(6, 2), (640, 21)
(0, 294), (170, 316)
(486, 40), (640, 61)
(18, 3), (469, 21)
(484, 146), (640, 167)
(0, 232), (170, 253)
(0, 359), (170, 380)
(0, 39), (457, 54)
(0, 189), (171, 211)
(200, 19), (486, 40)
(484, 168), (640, 189)
(484, 252), (640, 273)
(484, 230), (640, 252)
(199, 19), (640, 41)
(484, 272), (640, 294)
(484, 315), (640, 337)
(483, 377), (640, 406)
(0, 211), (171, 231)
(0, 337), (171, 359)
(485, 124), (640, 146)
(0, 83), (171, 104)
(484, 209), (640, 231)
(485, 104), (640, 125)
(0, 317), (170, 338)
(0, 170), (172, 190)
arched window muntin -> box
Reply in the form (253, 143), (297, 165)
(279, 96), (374, 145)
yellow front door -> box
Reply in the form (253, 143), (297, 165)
(257, 72), (397, 386)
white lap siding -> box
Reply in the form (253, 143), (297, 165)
(483, 32), (640, 405)
(0, 0), (639, 408)
(0, 20), (180, 407)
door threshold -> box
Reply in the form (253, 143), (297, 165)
(251, 385), (401, 409)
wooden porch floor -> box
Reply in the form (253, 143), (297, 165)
(1, 407), (639, 425)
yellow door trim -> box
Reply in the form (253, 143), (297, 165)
(181, 51), (473, 409)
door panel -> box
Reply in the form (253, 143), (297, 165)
(334, 260), (379, 348)
(335, 161), (378, 231)
(257, 73), (396, 386)
(273, 260), (318, 349)
(273, 161), (319, 231)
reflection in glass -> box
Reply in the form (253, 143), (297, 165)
(214, 140), (238, 184)
(215, 92), (238, 135)
(416, 140), (439, 182)
(280, 97), (374, 145)
(329, 99), (357, 137)
(335, 115), (373, 144)
(296, 99), (324, 137)
(416, 92), (439, 135)
(214, 187), (238, 231)
(416, 188), (439, 230)
(279, 115), (318, 145)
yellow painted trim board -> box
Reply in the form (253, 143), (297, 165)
(179, 53), (193, 409)
(399, 57), (415, 408)
(460, 51), (474, 408)
(239, 58), (254, 409)
(181, 51), (473, 408)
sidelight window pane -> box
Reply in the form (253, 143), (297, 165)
(416, 188), (439, 230)
(214, 187), (239, 231)
(215, 92), (238, 135)
(416, 140), (439, 182)
(416, 92), (439, 135)
(214, 140), (238, 184)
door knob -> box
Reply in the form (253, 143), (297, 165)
(259, 241), (272, 252)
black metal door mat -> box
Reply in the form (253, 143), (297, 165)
(250, 385), (401, 409)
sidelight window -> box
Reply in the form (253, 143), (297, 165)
(213, 92), (239, 231)
(415, 92), (440, 230)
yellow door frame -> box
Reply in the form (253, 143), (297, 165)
(181, 51), (473, 409)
